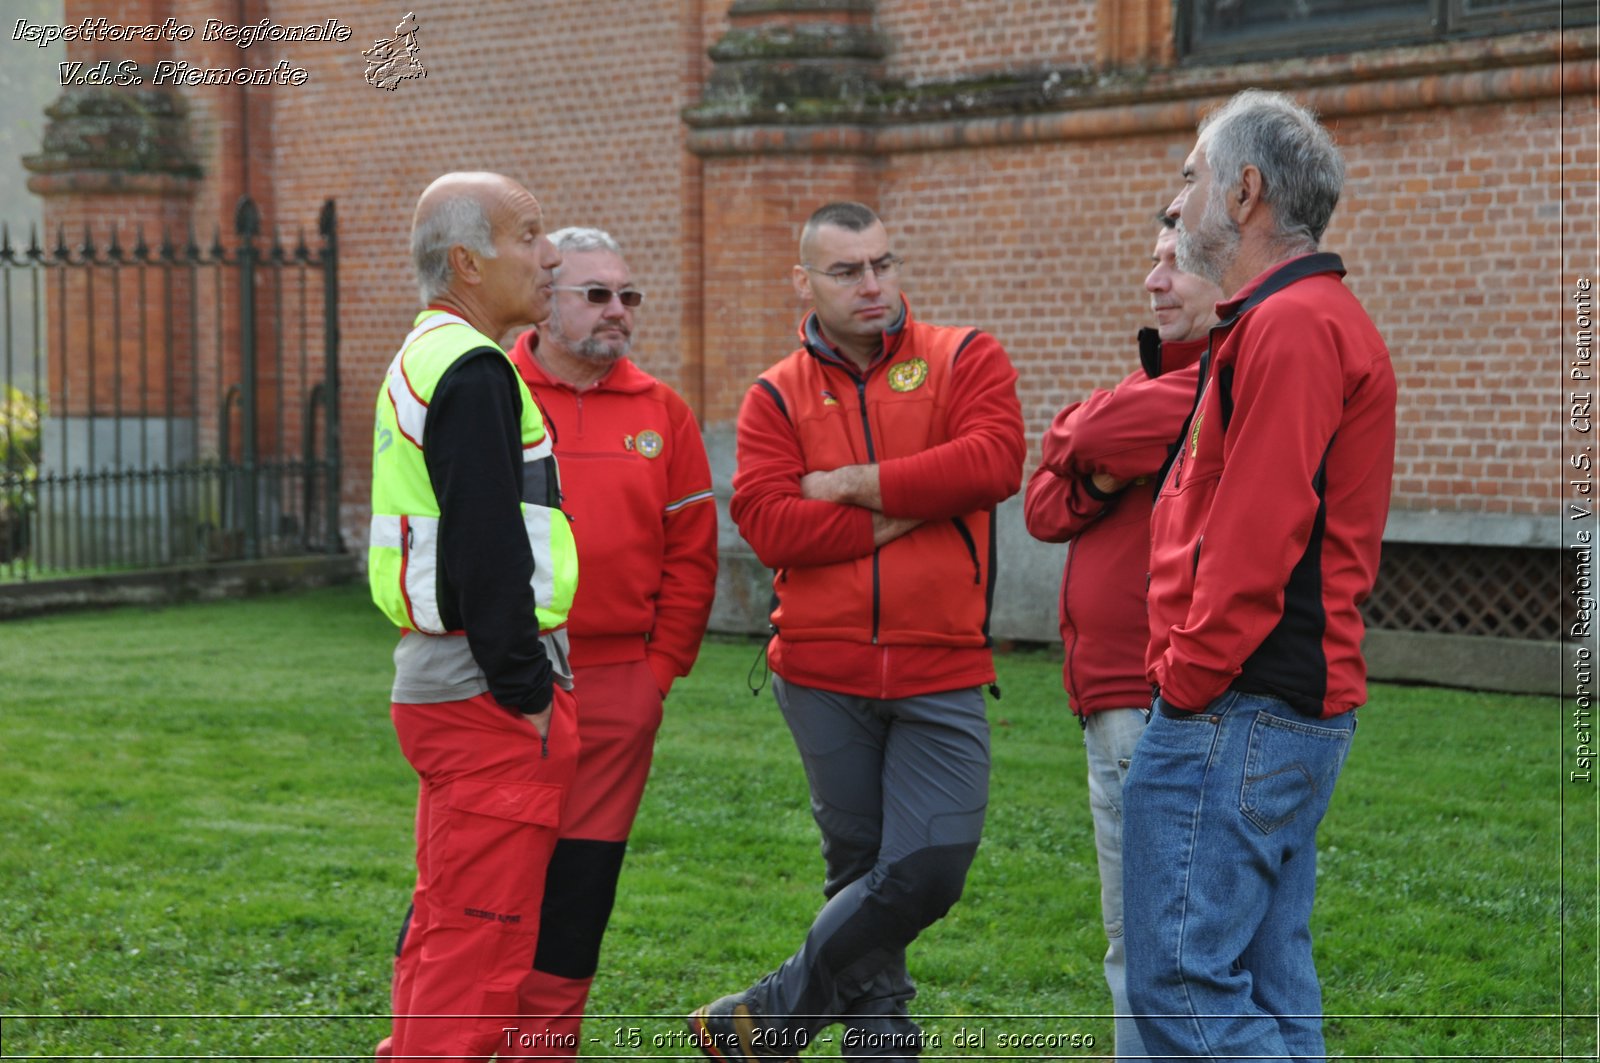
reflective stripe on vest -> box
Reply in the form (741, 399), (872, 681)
(368, 310), (576, 635)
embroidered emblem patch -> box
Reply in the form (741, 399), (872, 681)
(887, 358), (928, 393)
(1189, 412), (1204, 457)
(821, 389), (840, 407)
(622, 435), (635, 451)
(636, 429), (664, 459)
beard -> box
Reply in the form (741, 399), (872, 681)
(548, 305), (630, 362)
(573, 333), (629, 361)
(1176, 187), (1239, 286)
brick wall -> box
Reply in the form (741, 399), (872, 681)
(26, 0), (1594, 548)
(876, 0), (1097, 81)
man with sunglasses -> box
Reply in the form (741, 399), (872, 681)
(1023, 212), (1221, 1060)
(501, 226), (718, 1054)
(694, 202), (1025, 1062)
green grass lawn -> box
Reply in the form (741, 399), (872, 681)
(0, 584), (1593, 1060)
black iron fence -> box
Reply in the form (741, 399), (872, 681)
(0, 197), (340, 581)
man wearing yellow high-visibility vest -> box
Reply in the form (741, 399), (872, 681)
(368, 171), (579, 1062)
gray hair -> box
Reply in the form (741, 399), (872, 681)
(411, 195), (496, 305)
(1198, 89), (1344, 253)
(549, 226), (623, 277)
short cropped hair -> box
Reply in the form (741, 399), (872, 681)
(412, 195), (496, 305)
(806, 201), (879, 233)
(1199, 89), (1345, 250)
(800, 201), (881, 258)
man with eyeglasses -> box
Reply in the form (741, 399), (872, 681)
(503, 226), (718, 1054)
(1023, 212), (1221, 1060)
(693, 201), (1025, 1062)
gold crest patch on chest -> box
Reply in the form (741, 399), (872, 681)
(635, 429), (664, 459)
(887, 358), (928, 393)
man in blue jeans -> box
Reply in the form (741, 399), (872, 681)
(1126, 89), (1397, 1061)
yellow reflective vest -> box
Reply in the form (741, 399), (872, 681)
(368, 310), (577, 634)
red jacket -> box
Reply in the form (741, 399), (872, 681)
(509, 330), (718, 695)
(1023, 330), (1206, 716)
(730, 299), (1025, 700)
(1146, 254), (1396, 718)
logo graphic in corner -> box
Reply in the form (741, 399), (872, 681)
(887, 357), (928, 393)
(635, 430), (664, 459)
(364, 11), (427, 90)
(821, 389), (840, 406)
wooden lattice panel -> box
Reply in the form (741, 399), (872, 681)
(1362, 543), (1560, 641)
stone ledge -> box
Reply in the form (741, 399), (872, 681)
(1362, 629), (1563, 696)
(687, 26), (1594, 150)
(1384, 509), (1563, 549)
(0, 554), (357, 621)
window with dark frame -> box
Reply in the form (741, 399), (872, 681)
(1177, 0), (1594, 63)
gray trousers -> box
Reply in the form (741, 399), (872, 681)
(750, 677), (990, 1060)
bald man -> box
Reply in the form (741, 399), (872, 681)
(367, 172), (581, 1061)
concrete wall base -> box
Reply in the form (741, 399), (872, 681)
(0, 555), (357, 621)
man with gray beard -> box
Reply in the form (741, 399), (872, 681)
(504, 227), (719, 1054)
(1123, 90), (1396, 1061)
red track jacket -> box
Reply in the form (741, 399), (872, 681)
(1023, 330), (1206, 716)
(1146, 254), (1395, 718)
(730, 299), (1025, 700)
(509, 330), (718, 696)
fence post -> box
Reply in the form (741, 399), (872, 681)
(318, 200), (342, 554)
(236, 197), (260, 561)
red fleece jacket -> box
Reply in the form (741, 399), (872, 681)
(1146, 254), (1395, 718)
(730, 299), (1025, 700)
(1024, 330), (1206, 716)
(509, 330), (718, 695)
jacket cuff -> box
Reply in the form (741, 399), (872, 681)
(1082, 475), (1122, 503)
(646, 652), (677, 698)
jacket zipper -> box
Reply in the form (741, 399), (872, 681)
(854, 376), (882, 645)
(950, 517), (981, 584)
(1061, 539), (1081, 717)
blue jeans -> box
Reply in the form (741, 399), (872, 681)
(1122, 691), (1355, 1063)
(1083, 707), (1151, 1061)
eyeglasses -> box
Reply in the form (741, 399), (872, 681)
(801, 255), (903, 287)
(552, 285), (644, 308)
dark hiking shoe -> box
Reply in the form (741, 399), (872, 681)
(687, 993), (800, 1062)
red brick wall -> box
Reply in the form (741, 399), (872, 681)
(31, 0), (1591, 541)
(254, 0), (715, 532)
(876, 0), (1097, 81)
(1334, 98), (1573, 517)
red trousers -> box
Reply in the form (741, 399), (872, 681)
(386, 688), (578, 1063)
(512, 658), (664, 1057)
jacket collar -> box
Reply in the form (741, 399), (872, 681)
(1214, 252), (1346, 328)
(1138, 328), (1210, 379)
(799, 296), (913, 374)
(507, 326), (653, 394)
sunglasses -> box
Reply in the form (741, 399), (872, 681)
(552, 285), (643, 308)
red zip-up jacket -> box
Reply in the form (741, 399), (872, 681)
(730, 299), (1025, 700)
(509, 329), (718, 695)
(1146, 254), (1395, 718)
(1023, 329), (1206, 716)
